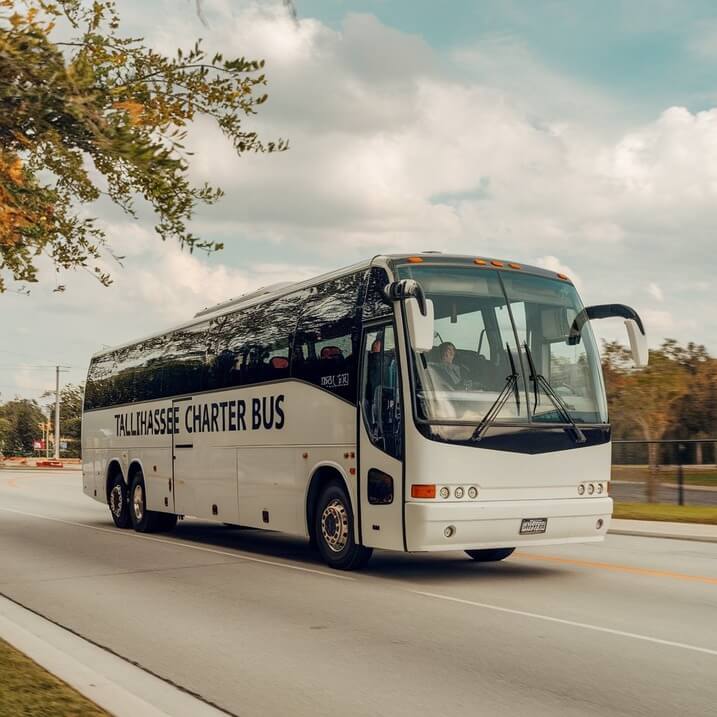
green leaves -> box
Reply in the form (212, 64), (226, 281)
(0, 1), (286, 291)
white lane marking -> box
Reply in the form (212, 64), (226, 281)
(411, 590), (717, 657)
(0, 507), (354, 582)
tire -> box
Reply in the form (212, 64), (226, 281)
(107, 472), (131, 529)
(129, 471), (176, 533)
(314, 482), (372, 570)
(465, 548), (515, 562)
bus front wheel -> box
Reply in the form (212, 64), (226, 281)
(315, 482), (372, 570)
(129, 471), (177, 533)
(465, 548), (515, 562)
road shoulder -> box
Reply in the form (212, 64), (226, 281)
(610, 518), (717, 543)
(0, 595), (231, 717)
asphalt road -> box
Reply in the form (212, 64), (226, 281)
(1, 469), (715, 717)
(610, 480), (717, 505)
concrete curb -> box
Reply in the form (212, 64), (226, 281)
(0, 594), (232, 717)
(609, 519), (717, 543)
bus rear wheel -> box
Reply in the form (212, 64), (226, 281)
(108, 472), (131, 529)
(315, 482), (372, 571)
(129, 471), (177, 533)
(465, 548), (515, 562)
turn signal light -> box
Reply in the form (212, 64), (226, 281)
(411, 484), (436, 499)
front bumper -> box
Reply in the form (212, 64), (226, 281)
(405, 497), (612, 552)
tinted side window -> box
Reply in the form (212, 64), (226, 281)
(159, 323), (210, 398)
(85, 332), (170, 409)
(219, 291), (304, 387)
(293, 273), (363, 403)
(362, 267), (391, 321)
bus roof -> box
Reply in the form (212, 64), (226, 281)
(89, 253), (568, 359)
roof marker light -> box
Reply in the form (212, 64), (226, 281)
(491, 260), (504, 267)
(407, 256), (424, 264)
(557, 273), (570, 281)
(474, 258), (487, 265)
(509, 263), (521, 269)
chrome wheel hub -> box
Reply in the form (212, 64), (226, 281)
(110, 485), (124, 517)
(321, 498), (349, 553)
(132, 484), (144, 522)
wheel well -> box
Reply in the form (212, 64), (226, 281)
(106, 460), (124, 502)
(306, 466), (349, 542)
(127, 461), (143, 486)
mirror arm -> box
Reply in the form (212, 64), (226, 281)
(568, 304), (645, 345)
(383, 280), (428, 316)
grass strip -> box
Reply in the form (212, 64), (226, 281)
(611, 466), (717, 487)
(0, 638), (109, 717)
(613, 503), (717, 524)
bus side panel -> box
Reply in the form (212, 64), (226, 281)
(237, 447), (300, 533)
(234, 383), (357, 536)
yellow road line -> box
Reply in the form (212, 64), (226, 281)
(514, 551), (717, 585)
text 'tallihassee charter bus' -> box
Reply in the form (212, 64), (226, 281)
(82, 254), (648, 569)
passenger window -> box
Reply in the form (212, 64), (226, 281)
(220, 291), (302, 387)
(293, 273), (363, 402)
(160, 322), (210, 397)
(361, 325), (402, 459)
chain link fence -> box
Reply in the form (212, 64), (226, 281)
(611, 439), (717, 506)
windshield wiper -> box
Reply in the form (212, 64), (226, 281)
(471, 345), (520, 442)
(522, 342), (586, 444)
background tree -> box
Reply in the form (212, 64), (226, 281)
(0, 398), (45, 453)
(603, 340), (691, 502)
(0, 0), (286, 292)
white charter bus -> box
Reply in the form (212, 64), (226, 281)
(82, 254), (647, 569)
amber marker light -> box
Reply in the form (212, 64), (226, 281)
(557, 273), (570, 281)
(411, 484), (436, 499)
(407, 256), (424, 263)
(491, 260), (504, 267)
(474, 258), (487, 265)
(509, 263), (521, 269)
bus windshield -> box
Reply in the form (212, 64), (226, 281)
(395, 264), (608, 427)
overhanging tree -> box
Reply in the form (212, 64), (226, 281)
(0, 0), (286, 291)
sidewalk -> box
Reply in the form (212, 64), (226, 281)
(610, 519), (717, 543)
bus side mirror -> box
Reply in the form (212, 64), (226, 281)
(625, 319), (648, 367)
(404, 296), (435, 353)
(384, 280), (435, 353)
(569, 303), (648, 367)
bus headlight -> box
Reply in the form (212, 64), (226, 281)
(444, 525), (456, 538)
(578, 484), (585, 495)
(596, 483), (603, 494)
(588, 483), (595, 495)
(467, 486), (478, 499)
(439, 486), (450, 499)
(454, 487), (464, 499)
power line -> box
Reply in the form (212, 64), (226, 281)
(0, 365), (76, 370)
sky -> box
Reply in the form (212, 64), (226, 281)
(3, 0), (717, 402)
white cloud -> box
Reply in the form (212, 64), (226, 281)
(3, 1), (717, 399)
(648, 282), (664, 302)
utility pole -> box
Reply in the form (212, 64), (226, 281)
(54, 365), (61, 460)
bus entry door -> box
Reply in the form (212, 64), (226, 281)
(358, 324), (405, 551)
(171, 396), (194, 515)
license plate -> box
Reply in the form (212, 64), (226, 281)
(520, 518), (547, 535)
